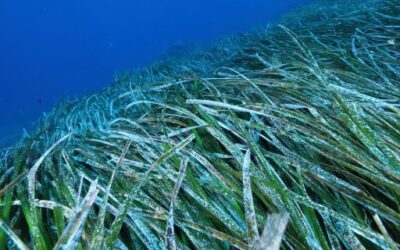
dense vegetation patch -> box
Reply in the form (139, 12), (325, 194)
(1, 0), (399, 249)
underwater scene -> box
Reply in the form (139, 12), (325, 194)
(0, 0), (399, 249)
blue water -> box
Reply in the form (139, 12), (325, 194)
(0, 0), (311, 146)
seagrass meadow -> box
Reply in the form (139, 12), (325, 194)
(1, 0), (400, 249)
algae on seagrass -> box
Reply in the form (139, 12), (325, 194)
(1, 0), (400, 249)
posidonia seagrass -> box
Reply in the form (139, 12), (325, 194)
(1, 0), (399, 249)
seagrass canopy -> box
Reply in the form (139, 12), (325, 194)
(0, 0), (399, 249)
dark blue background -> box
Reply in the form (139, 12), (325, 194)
(0, 0), (310, 146)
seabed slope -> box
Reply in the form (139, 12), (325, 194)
(1, 0), (400, 249)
